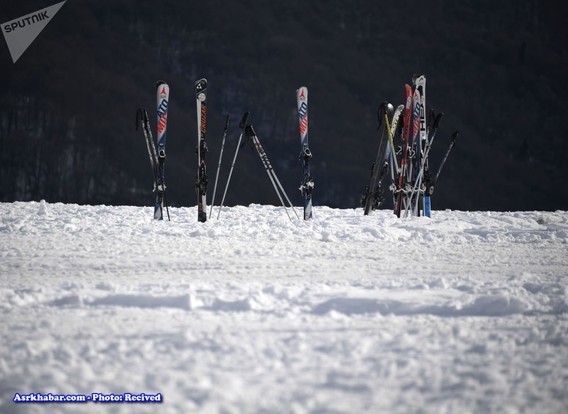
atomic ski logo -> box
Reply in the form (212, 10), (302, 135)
(298, 102), (308, 137)
(160, 86), (167, 96)
(157, 113), (167, 136)
(1, 1), (66, 63)
(157, 99), (168, 135)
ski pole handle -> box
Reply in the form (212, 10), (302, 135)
(432, 112), (444, 130)
(450, 130), (459, 143)
(239, 112), (250, 129)
(224, 114), (230, 131)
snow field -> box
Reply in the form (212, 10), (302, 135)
(0, 201), (567, 413)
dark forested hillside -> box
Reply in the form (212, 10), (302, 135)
(1, 0), (566, 210)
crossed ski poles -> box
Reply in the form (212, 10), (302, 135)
(217, 112), (299, 221)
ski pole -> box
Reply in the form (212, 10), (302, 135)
(217, 112), (249, 219)
(246, 125), (299, 221)
(210, 114), (230, 217)
(432, 131), (459, 191)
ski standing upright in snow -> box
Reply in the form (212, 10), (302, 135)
(406, 86), (422, 216)
(155, 80), (170, 220)
(296, 86), (314, 220)
(412, 75), (427, 216)
(363, 102), (393, 215)
(394, 84), (413, 217)
(387, 104), (404, 205)
(195, 78), (208, 223)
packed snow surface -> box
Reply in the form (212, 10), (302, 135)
(0, 201), (567, 413)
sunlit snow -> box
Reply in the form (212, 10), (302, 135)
(1, 201), (567, 413)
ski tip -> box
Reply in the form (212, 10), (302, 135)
(412, 74), (425, 84)
(195, 78), (207, 87)
(156, 81), (169, 98)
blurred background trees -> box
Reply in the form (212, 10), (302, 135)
(1, 0), (566, 210)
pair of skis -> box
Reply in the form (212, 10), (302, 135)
(136, 80), (170, 221)
(135, 79), (209, 222)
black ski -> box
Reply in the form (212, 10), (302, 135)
(195, 78), (208, 222)
(363, 102), (393, 215)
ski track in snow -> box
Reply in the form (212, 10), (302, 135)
(0, 201), (567, 413)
